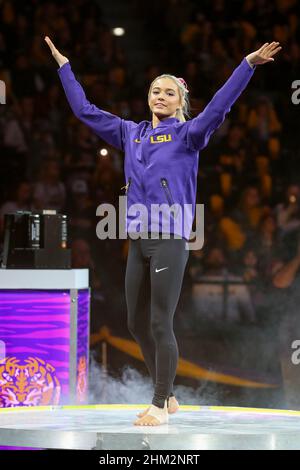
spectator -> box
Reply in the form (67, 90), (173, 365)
(191, 246), (256, 324)
(249, 213), (282, 277)
(237, 248), (268, 315)
(68, 178), (94, 241)
(68, 122), (98, 168)
(187, 247), (205, 281)
(228, 185), (267, 240)
(92, 154), (123, 205)
(71, 237), (109, 330)
(0, 181), (32, 237)
(33, 159), (66, 211)
(10, 53), (37, 99)
(275, 183), (300, 237)
(247, 96), (282, 143)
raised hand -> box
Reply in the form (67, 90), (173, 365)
(44, 36), (69, 68)
(246, 41), (282, 66)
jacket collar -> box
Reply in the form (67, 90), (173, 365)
(150, 117), (180, 129)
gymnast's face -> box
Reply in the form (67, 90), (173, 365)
(148, 78), (182, 119)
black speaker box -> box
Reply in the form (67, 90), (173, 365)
(1, 210), (71, 269)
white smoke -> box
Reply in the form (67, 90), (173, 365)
(88, 350), (221, 405)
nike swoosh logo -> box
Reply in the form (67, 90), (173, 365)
(155, 267), (169, 273)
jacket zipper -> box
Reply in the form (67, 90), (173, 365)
(121, 177), (131, 194)
(160, 177), (178, 217)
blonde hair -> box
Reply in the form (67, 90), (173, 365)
(148, 74), (192, 122)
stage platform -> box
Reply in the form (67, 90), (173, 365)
(1, 404), (300, 450)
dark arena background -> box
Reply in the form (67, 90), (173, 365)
(0, 0), (300, 453)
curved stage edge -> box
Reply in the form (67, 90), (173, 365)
(1, 404), (300, 450)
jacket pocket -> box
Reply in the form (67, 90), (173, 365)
(121, 176), (132, 194)
(160, 177), (178, 218)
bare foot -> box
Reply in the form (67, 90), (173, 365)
(136, 396), (179, 418)
(134, 403), (168, 426)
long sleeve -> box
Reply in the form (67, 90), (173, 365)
(185, 57), (256, 152)
(57, 61), (128, 151)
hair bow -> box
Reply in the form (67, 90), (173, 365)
(177, 77), (189, 92)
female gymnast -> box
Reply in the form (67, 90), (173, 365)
(45, 36), (281, 426)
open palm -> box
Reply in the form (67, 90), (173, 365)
(246, 41), (282, 66)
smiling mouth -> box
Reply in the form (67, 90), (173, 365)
(155, 104), (166, 107)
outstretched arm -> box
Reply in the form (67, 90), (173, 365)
(44, 36), (129, 151)
(185, 41), (282, 152)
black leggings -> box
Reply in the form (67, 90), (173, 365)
(125, 233), (189, 408)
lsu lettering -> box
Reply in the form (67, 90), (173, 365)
(150, 134), (172, 144)
(134, 134), (172, 144)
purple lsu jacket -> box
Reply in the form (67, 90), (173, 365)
(57, 58), (256, 241)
